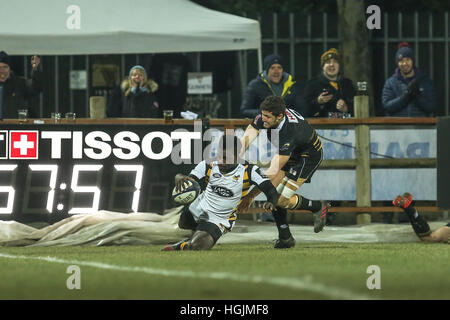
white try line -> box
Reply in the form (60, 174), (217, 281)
(0, 252), (372, 300)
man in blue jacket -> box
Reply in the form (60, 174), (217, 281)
(240, 54), (304, 118)
(382, 42), (436, 117)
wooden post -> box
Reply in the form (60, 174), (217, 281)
(354, 95), (371, 224)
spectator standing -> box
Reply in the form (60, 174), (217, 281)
(382, 42), (436, 117)
(0, 51), (43, 119)
(381, 42), (436, 224)
(106, 65), (160, 118)
(303, 48), (355, 117)
(240, 54), (303, 118)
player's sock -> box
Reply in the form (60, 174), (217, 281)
(295, 196), (321, 212)
(404, 205), (418, 219)
(405, 208), (431, 238)
(162, 239), (190, 251)
(392, 193), (431, 238)
(273, 207), (292, 240)
(178, 240), (190, 250)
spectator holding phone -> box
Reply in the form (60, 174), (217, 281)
(303, 48), (355, 117)
(0, 51), (43, 119)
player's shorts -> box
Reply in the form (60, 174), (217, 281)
(181, 206), (236, 243)
(446, 222), (450, 227)
(282, 149), (323, 182)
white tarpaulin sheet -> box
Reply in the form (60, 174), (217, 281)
(1, 207), (447, 246)
(0, 207), (190, 247)
(0, 0), (261, 55)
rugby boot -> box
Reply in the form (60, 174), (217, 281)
(274, 235), (296, 249)
(392, 193), (413, 209)
(314, 201), (330, 233)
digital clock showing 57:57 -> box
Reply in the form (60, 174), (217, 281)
(0, 164), (143, 215)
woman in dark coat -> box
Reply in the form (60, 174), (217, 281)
(107, 65), (160, 118)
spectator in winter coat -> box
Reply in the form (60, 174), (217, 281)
(0, 51), (43, 119)
(240, 54), (305, 118)
(382, 42), (436, 117)
(107, 65), (160, 118)
(303, 48), (355, 117)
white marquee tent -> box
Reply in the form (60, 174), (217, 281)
(0, 0), (262, 69)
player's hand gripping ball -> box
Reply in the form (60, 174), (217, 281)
(172, 180), (201, 205)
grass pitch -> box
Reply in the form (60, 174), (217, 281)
(0, 242), (448, 300)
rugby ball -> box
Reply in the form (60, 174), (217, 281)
(172, 180), (201, 205)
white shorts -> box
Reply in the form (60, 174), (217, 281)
(189, 201), (236, 235)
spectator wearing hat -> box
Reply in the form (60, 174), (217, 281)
(106, 65), (160, 118)
(382, 42), (436, 117)
(0, 51), (42, 120)
(240, 54), (304, 118)
(303, 48), (355, 118)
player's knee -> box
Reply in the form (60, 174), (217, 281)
(178, 219), (191, 230)
(422, 227), (450, 243)
(277, 196), (290, 208)
(190, 231), (214, 250)
(178, 209), (197, 230)
(425, 233), (443, 243)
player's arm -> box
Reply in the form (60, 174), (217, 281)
(238, 154), (290, 209)
(174, 174), (197, 192)
(251, 165), (279, 211)
(257, 181), (279, 212)
(265, 154), (290, 180)
(240, 124), (260, 157)
(237, 165), (280, 213)
(175, 161), (207, 192)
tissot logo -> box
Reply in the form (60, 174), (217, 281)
(0, 128), (278, 163)
(9, 131), (39, 159)
(39, 130), (201, 160)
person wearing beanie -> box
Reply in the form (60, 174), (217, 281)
(106, 65), (160, 118)
(0, 51), (42, 120)
(240, 53), (306, 118)
(303, 48), (355, 117)
(382, 42), (436, 117)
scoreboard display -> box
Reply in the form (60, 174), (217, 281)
(0, 123), (203, 223)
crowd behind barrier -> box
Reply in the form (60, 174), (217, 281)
(0, 41), (437, 122)
(0, 41), (440, 225)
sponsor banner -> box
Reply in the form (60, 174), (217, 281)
(318, 128), (436, 159)
(187, 72), (213, 94)
(256, 128), (437, 201)
(0, 124), (437, 222)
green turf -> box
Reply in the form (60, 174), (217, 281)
(0, 243), (448, 300)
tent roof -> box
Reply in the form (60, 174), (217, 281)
(0, 0), (261, 55)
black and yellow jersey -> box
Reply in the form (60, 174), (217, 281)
(251, 108), (322, 159)
(188, 161), (278, 218)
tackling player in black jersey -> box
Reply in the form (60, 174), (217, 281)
(239, 96), (330, 248)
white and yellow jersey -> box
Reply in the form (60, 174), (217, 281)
(188, 160), (269, 219)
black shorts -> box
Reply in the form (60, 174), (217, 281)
(178, 206), (223, 244)
(446, 222), (450, 227)
(282, 150), (323, 182)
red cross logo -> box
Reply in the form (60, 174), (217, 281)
(9, 131), (39, 159)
